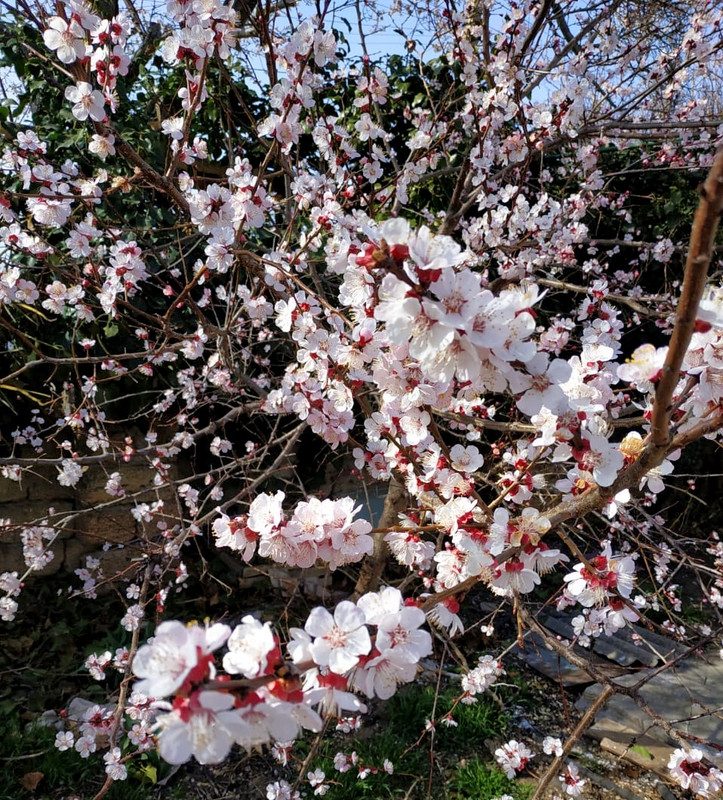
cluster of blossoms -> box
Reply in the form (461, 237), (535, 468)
(212, 492), (373, 570)
(44, 3), (131, 122)
(668, 748), (723, 798)
(161, 0), (239, 67)
(493, 738), (586, 796)
(121, 586), (432, 764)
(85, 646), (129, 680)
(461, 655), (505, 701)
(187, 158), (274, 259)
(559, 543), (640, 641)
(0, 571), (21, 621)
(53, 692), (154, 780)
(495, 739), (535, 779)
(0, 0), (720, 792)
(0, 122), (154, 318)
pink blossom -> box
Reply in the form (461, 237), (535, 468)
(461, 656), (504, 698)
(668, 748), (723, 798)
(564, 544), (636, 607)
(559, 762), (586, 797)
(543, 736), (563, 756)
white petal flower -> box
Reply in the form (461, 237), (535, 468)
(43, 17), (86, 64)
(132, 620), (230, 698)
(65, 82), (106, 122)
(223, 616), (278, 678)
(156, 690), (247, 765)
(305, 601), (371, 674)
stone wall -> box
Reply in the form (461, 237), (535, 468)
(0, 456), (178, 578)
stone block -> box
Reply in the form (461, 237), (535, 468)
(75, 507), (138, 548)
(61, 537), (95, 572)
(0, 475), (28, 503)
(56, 538), (138, 586)
(97, 545), (140, 577)
(24, 468), (75, 502)
(0, 543), (25, 573)
(79, 459), (179, 505)
(0, 502), (76, 545)
(598, 723), (675, 780)
(577, 651), (723, 769)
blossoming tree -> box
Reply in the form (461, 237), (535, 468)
(1, 0), (723, 796)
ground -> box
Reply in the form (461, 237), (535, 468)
(0, 558), (708, 800)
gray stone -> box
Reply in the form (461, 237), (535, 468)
(513, 631), (596, 686)
(543, 613), (686, 668)
(577, 651), (723, 768)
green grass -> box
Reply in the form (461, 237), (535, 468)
(301, 682), (523, 800)
(385, 682), (510, 745)
(452, 759), (534, 800)
(0, 701), (153, 800)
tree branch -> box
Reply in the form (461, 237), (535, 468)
(651, 147), (723, 446)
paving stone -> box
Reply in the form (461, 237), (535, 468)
(543, 613), (687, 668)
(597, 721), (677, 779)
(576, 651), (723, 769)
(513, 631), (595, 685)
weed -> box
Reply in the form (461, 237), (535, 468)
(452, 759), (534, 799)
(298, 680), (516, 800)
(384, 683), (508, 741)
(0, 704), (152, 800)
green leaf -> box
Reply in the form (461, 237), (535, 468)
(630, 745), (653, 760)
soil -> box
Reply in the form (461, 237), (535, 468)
(152, 652), (689, 800)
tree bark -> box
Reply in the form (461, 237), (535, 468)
(352, 475), (408, 598)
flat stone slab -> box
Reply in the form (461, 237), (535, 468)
(596, 720), (678, 779)
(543, 614), (688, 668)
(515, 614), (685, 686)
(576, 651), (723, 769)
(513, 631), (595, 686)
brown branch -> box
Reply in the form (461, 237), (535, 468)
(94, 121), (190, 216)
(651, 147), (723, 446)
(670, 413), (723, 449)
(516, 0), (553, 62)
(0, 401), (263, 466)
(91, 561), (153, 800)
(352, 474), (409, 598)
(530, 684), (614, 800)
(537, 277), (657, 316)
